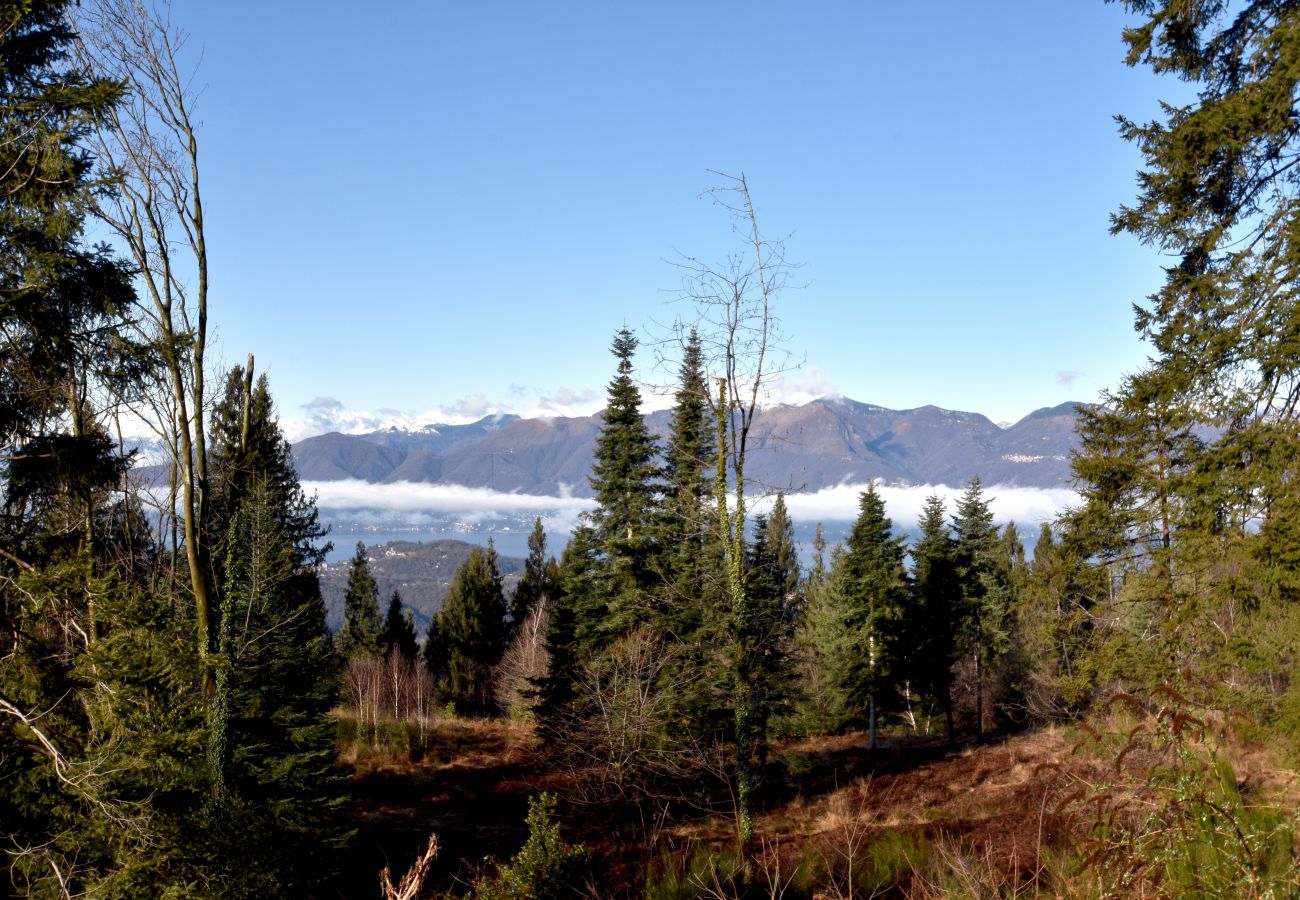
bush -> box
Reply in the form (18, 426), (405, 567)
(473, 793), (591, 899)
(1068, 687), (1299, 898)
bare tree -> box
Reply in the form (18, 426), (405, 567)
(71, 0), (215, 669)
(495, 598), (550, 721)
(675, 172), (799, 850)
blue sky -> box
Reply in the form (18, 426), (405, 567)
(162, 1), (1186, 439)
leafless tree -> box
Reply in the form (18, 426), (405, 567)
(495, 599), (549, 720)
(343, 653), (440, 744)
(673, 172), (800, 849)
(71, 0), (216, 668)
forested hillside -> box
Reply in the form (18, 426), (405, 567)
(4, 1), (1300, 897)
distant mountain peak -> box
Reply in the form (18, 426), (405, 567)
(292, 394), (1089, 494)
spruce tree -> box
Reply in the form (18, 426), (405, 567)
(952, 477), (1010, 740)
(433, 545), (509, 715)
(582, 328), (661, 636)
(1018, 524), (1101, 719)
(536, 526), (590, 720)
(659, 328), (718, 619)
(743, 503), (799, 768)
(831, 484), (908, 746)
(1108, 0), (1300, 439)
(511, 517), (552, 630)
(203, 367), (346, 893)
(214, 479), (346, 894)
(907, 494), (962, 745)
(382, 590), (419, 660)
(791, 543), (844, 736)
(337, 542), (382, 660)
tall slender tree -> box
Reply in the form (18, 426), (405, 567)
(743, 500), (800, 770)
(907, 495), (962, 745)
(434, 545), (509, 715)
(582, 328), (661, 636)
(382, 590), (419, 660)
(659, 328), (718, 622)
(952, 477), (1009, 740)
(830, 483), (908, 747)
(511, 517), (553, 631)
(336, 542), (382, 660)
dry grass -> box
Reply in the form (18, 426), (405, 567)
(338, 711), (1298, 898)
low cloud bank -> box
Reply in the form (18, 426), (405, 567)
(304, 479), (595, 530)
(305, 478), (1076, 536)
(765, 482), (1079, 530)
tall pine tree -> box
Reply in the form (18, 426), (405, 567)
(433, 544), (508, 715)
(336, 542), (382, 660)
(832, 484), (908, 746)
(907, 494), (962, 745)
(581, 328), (661, 636)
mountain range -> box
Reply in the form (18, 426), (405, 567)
(291, 397), (1085, 494)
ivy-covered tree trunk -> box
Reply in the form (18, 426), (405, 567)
(715, 377), (755, 849)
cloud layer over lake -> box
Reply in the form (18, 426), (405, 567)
(306, 478), (1077, 536)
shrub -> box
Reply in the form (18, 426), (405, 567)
(473, 793), (592, 899)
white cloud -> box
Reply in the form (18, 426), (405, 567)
(768, 481), (1078, 530)
(759, 365), (838, 407)
(303, 479), (596, 530)
(1057, 370), (1083, 386)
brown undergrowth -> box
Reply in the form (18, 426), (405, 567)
(336, 711), (1297, 898)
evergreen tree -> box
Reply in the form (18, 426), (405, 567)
(214, 478), (346, 894)
(952, 477), (1010, 740)
(382, 590), (419, 660)
(536, 527), (590, 721)
(336, 542), (382, 659)
(0, 0), (137, 563)
(659, 328), (719, 621)
(582, 328), (661, 635)
(1018, 524), (1101, 720)
(829, 484), (908, 745)
(808, 522), (829, 590)
(743, 503), (799, 767)
(202, 366), (346, 893)
(906, 495), (962, 745)
(511, 518), (553, 630)
(790, 542), (844, 736)
(434, 545), (509, 715)
(1108, 0), (1300, 440)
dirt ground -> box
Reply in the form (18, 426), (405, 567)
(333, 720), (1127, 898)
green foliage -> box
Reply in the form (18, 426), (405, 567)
(0, 0), (138, 558)
(642, 845), (744, 900)
(952, 477), (1015, 736)
(829, 484), (908, 734)
(741, 501), (799, 761)
(1071, 689), (1298, 898)
(658, 328), (720, 618)
(382, 590), (419, 660)
(433, 544), (508, 715)
(1018, 524), (1103, 721)
(1108, 0), (1300, 436)
(510, 517), (553, 630)
(214, 478), (347, 894)
(336, 542), (383, 659)
(472, 793), (591, 900)
(790, 544), (845, 735)
(904, 494), (962, 743)
(583, 328), (662, 635)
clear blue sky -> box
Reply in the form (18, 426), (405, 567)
(163, 1), (1185, 438)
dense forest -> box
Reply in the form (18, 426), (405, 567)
(5, 0), (1300, 896)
